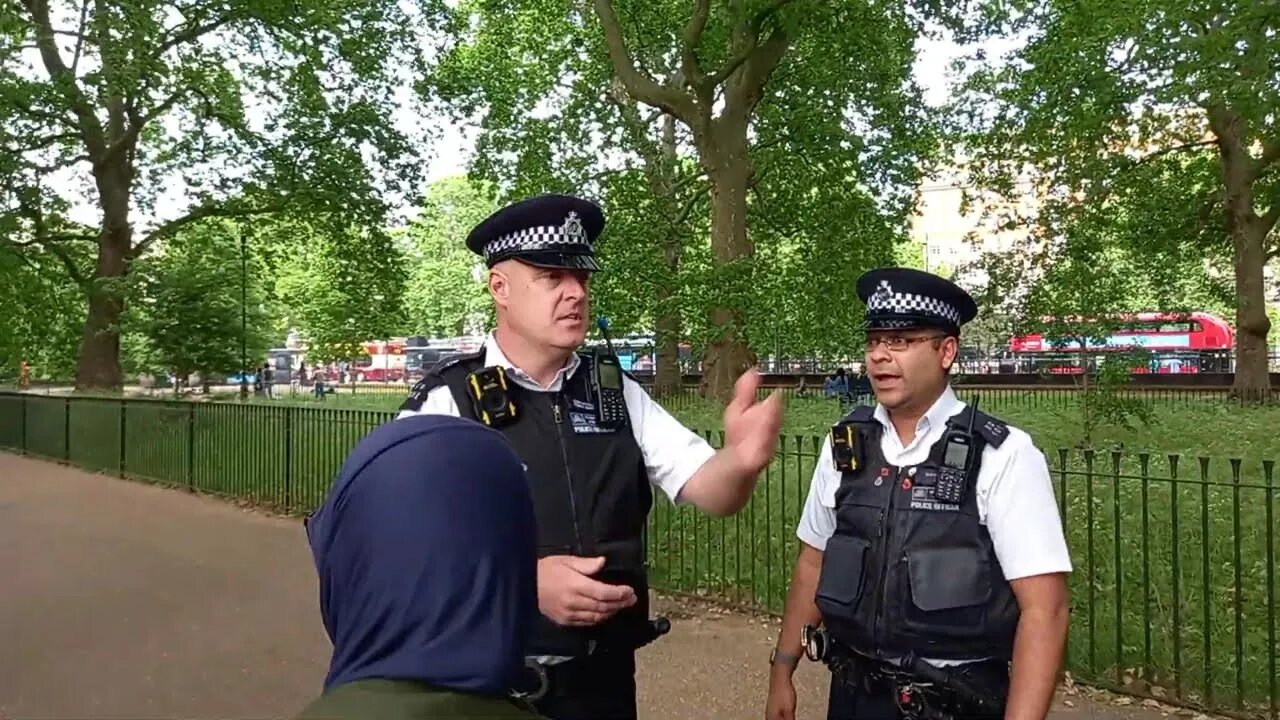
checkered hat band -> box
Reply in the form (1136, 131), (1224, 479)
(867, 290), (961, 325)
(483, 225), (592, 261)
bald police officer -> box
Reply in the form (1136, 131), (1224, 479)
(398, 194), (783, 720)
(765, 268), (1072, 720)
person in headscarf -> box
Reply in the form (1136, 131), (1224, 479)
(297, 414), (544, 720)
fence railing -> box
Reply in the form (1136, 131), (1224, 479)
(11, 381), (1280, 415)
(0, 392), (1275, 719)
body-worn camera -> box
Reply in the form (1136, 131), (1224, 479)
(466, 366), (518, 428)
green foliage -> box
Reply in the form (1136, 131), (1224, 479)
(399, 176), (498, 336)
(127, 220), (274, 383)
(419, 0), (931, 367)
(265, 218), (408, 363)
(0, 0), (428, 387)
(949, 0), (1280, 393)
(0, 245), (87, 380)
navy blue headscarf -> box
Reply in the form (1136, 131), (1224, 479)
(305, 414), (537, 694)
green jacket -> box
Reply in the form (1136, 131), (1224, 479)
(295, 679), (544, 720)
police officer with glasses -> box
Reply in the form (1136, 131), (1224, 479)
(764, 267), (1072, 720)
(399, 193), (784, 720)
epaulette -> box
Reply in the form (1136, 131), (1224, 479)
(836, 405), (876, 426)
(948, 406), (1009, 449)
(399, 350), (484, 412)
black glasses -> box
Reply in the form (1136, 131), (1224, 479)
(863, 334), (948, 352)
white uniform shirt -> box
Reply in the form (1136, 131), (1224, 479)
(797, 385), (1073, 580)
(396, 333), (716, 504)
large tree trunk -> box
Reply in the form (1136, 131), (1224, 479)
(1230, 223), (1271, 401)
(700, 137), (757, 403)
(75, 166), (133, 391)
(651, 113), (684, 398)
(1211, 108), (1273, 402)
(653, 303), (682, 396)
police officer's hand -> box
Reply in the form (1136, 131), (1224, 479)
(723, 369), (784, 475)
(537, 555), (638, 627)
(764, 673), (797, 720)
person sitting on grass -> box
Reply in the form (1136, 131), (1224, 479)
(297, 414), (544, 720)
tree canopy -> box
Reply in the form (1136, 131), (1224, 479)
(951, 0), (1279, 397)
(1, 0), (428, 389)
(421, 0), (936, 397)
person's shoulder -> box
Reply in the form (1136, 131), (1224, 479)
(400, 351), (484, 412)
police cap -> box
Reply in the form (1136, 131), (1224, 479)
(855, 267), (978, 335)
(465, 194), (606, 272)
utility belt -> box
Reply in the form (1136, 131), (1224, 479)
(802, 625), (1008, 720)
(512, 617), (670, 702)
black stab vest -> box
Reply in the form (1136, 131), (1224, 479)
(401, 350), (652, 657)
(813, 404), (1022, 661)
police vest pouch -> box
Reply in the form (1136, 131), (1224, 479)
(900, 546), (993, 642)
(465, 366), (518, 428)
(814, 534), (871, 624)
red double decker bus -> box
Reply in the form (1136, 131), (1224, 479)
(1006, 311), (1235, 374)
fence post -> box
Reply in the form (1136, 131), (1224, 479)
(119, 399), (126, 478)
(20, 394), (27, 455)
(283, 405), (293, 511)
(63, 396), (70, 464)
(187, 402), (195, 491)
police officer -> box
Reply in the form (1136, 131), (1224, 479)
(764, 267), (1072, 720)
(398, 194), (784, 720)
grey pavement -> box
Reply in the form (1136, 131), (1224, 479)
(0, 454), (1204, 720)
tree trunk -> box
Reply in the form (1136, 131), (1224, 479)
(74, 234), (128, 391)
(653, 305), (682, 396)
(1210, 107), (1272, 402)
(1230, 223), (1271, 402)
(74, 166), (133, 392)
(652, 113), (684, 398)
(700, 139), (757, 403)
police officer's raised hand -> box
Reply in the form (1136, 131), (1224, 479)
(538, 555), (638, 627)
(722, 369), (784, 475)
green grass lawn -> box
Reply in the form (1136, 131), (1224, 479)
(1, 388), (1276, 712)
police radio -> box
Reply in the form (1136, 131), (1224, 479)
(592, 316), (627, 429)
(934, 396), (980, 505)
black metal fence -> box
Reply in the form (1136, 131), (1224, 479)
(0, 391), (1276, 719)
(18, 381), (1279, 415)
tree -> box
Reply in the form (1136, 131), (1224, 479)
(400, 176), (498, 337)
(950, 0), (1280, 400)
(0, 242), (88, 380)
(268, 219), (408, 364)
(127, 219), (274, 390)
(423, 0), (932, 399)
(1, 0), (427, 390)
(981, 227), (1157, 443)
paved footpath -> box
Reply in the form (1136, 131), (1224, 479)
(0, 454), (1215, 720)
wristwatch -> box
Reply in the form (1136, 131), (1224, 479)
(769, 647), (800, 667)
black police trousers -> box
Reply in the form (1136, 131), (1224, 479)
(825, 659), (1009, 720)
(531, 648), (637, 720)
